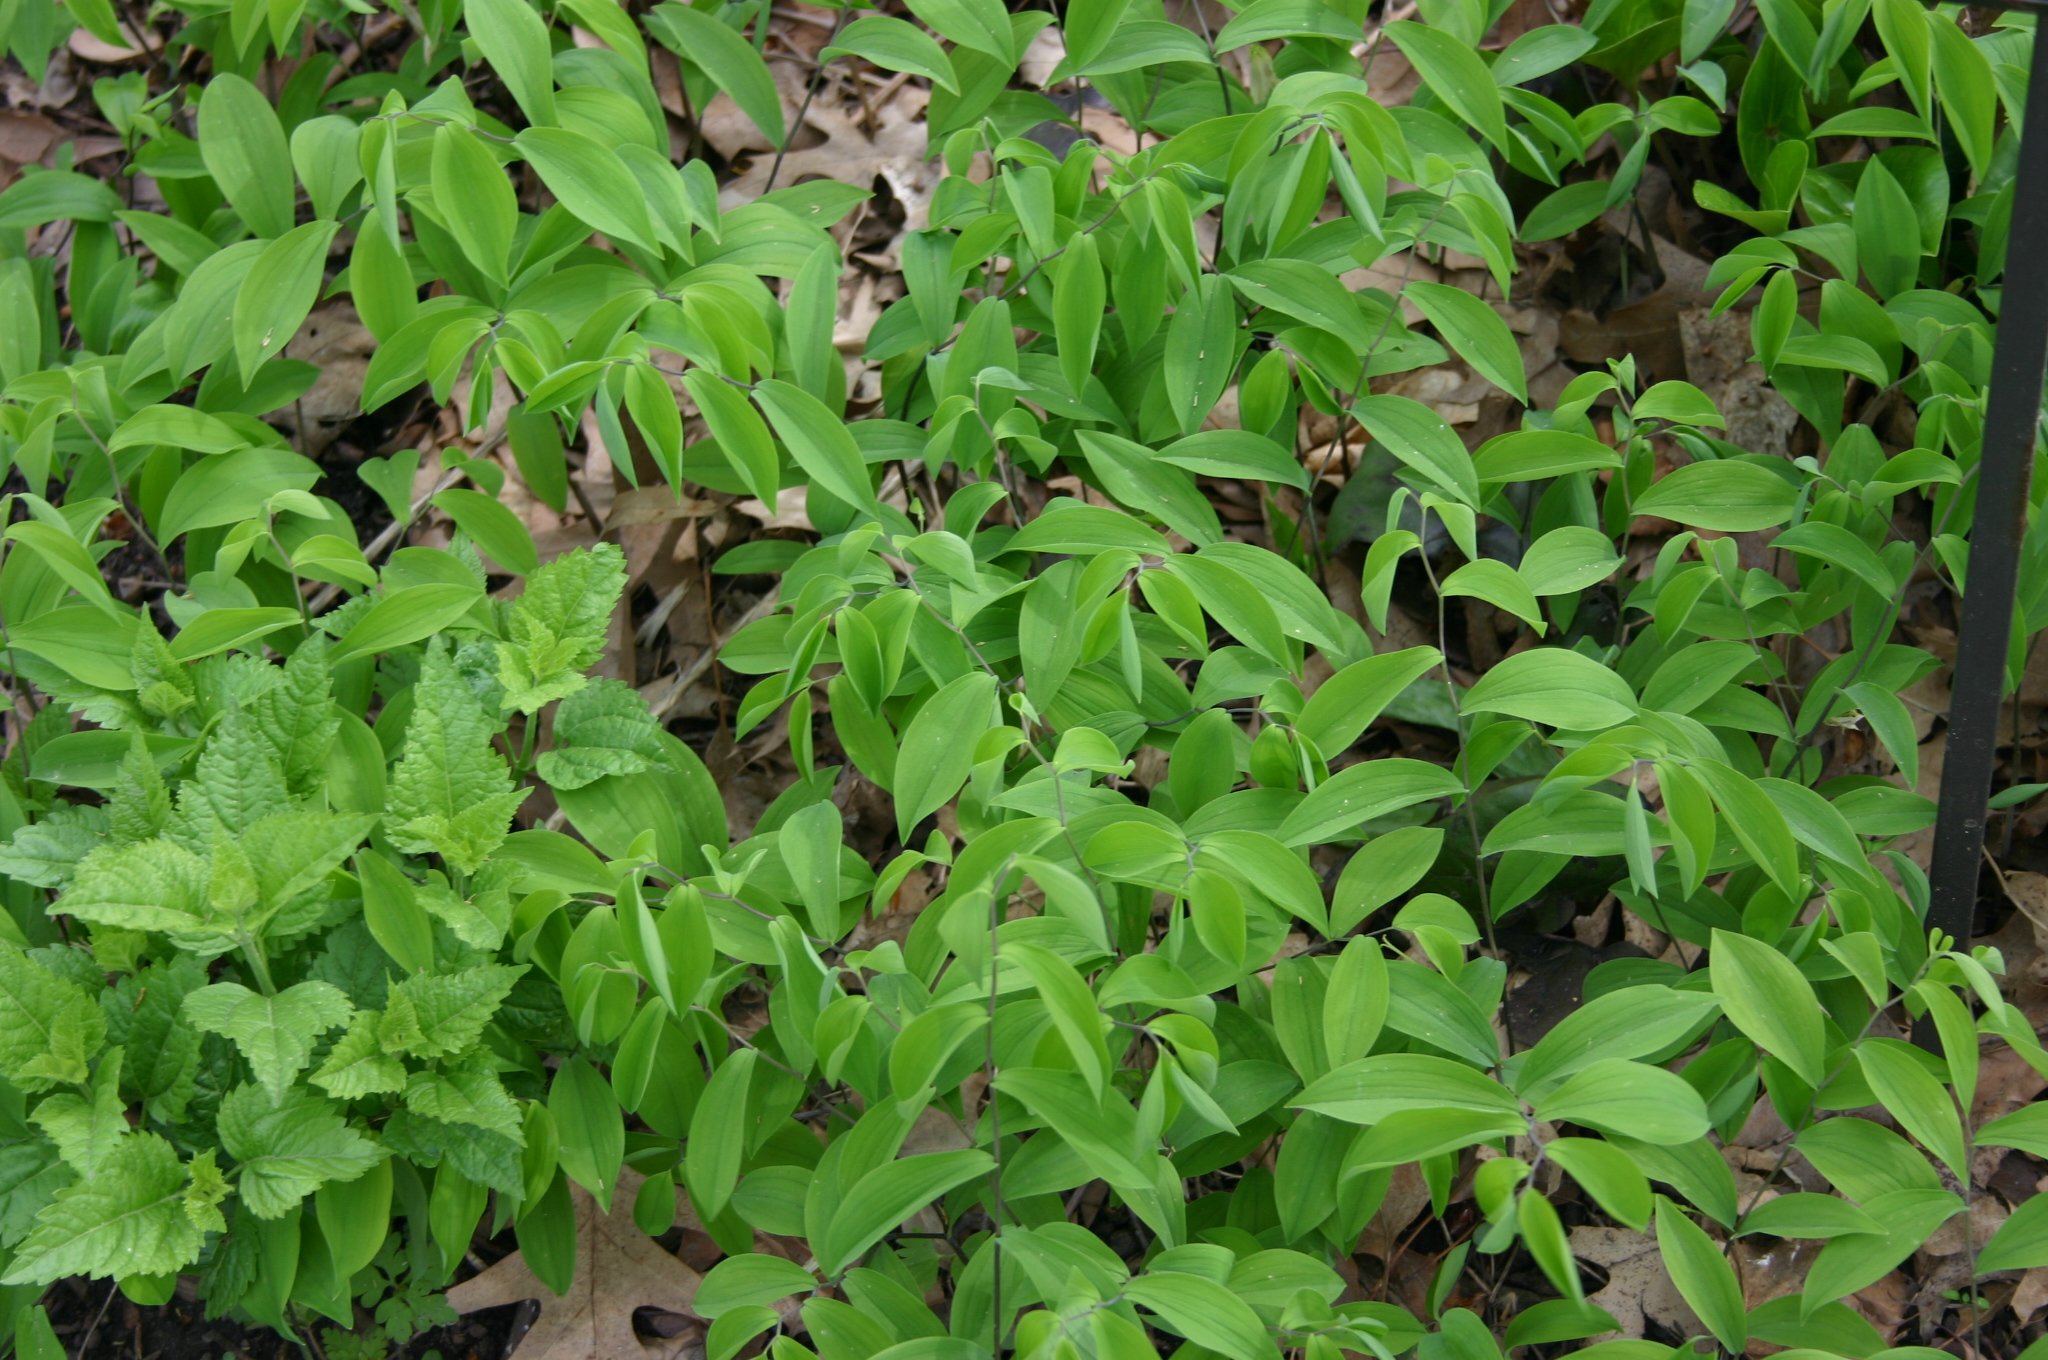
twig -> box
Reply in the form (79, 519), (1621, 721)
(763, 8), (848, 193)
(304, 463), (466, 615)
(78, 1279), (120, 1357)
(644, 588), (782, 722)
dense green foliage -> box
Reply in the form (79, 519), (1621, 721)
(0, 0), (2044, 1352)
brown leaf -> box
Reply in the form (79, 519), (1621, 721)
(1570, 1225), (1706, 1342)
(446, 1168), (705, 1360)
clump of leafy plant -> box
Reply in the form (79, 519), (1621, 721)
(0, 0), (2045, 1353)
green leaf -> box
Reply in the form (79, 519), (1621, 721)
(687, 1048), (755, 1221)
(197, 74), (294, 240)
(1054, 234), (1105, 401)
(1472, 431), (1622, 484)
(168, 608), (303, 663)
(893, 671), (998, 840)
(497, 543), (628, 713)
(1441, 560), (1545, 634)
(432, 488), (540, 576)
(1533, 1058), (1710, 1145)
(1515, 985), (1721, 1097)
(1157, 429), (1308, 489)
(1077, 431), (1223, 547)
(5, 522), (118, 617)
(219, 1085), (381, 1218)
(824, 16), (959, 90)
(1009, 941), (1112, 1096)
(1631, 461), (1798, 531)
(1347, 1107), (1524, 1170)
(310, 1011), (407, 1098)
(697, 1253), (820, 1318)
(1403, 282), (1527, 401)
(232, 220), (340, 383)
(516, 127), (660, 254)
(1691, 764), (1802, 896)
(384, 963), (526, 1059)
(328, 583), (484, 666)
(1928, 14), (1994, 179)
(430, 123), (516, 289)
(464, 0), (558, 126)
(1653, 1195), (1746, 1353)
(1228, 260), (1377, 355)
(647, 4), (785, 146)
(1163, 275), (1241, 436)
(1352, 395), (1480, 507)
(682, 372), (779, 505)
(1519, 527), (1623, 595)
(821, 1149), (995, 1274)
(1544, 1138), (1651, 1231)
(1979, 1192), (2048, 1274)
(902, 0), (1015, 62)
(1331, 826), (1443, 935)
(0, 1133), (203, 1285)
(1296, 648), (1442, 756)
(355, 852), (435, 975)
(1385, 21), (1509, 149)
(1295, 1054), (1520, 1124)
(184, 981), (352, 1104)
(1214, 0), (1357, 48)
(388, 643), (527, 873)
(1800, 1189), (1960, 1315)
(1462, 648), (1636, 730)
(1708, 928), (1825, 1086)
(1276, 759), (1464, 847)
(1854, 1038), (1966, 1178)
(1738, 1194), (1883, 1239)
(1386, 961), (1500, 1066)
(1324, 936), (1388, 1068)
(753, 379), (877, 514)
(157, 447), (322, 545)
(551, 1054), (625, 1212)
(1125, 1271), (1279, 1360)
(1520, 180), (1611, 242)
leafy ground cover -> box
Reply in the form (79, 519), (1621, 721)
(0, 0), (2046, 1356)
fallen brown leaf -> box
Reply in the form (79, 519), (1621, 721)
(1570, 1225), (1705, 1341)
(446, 1168), (705, 1360)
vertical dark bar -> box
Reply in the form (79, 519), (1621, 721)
(1925, 26), (2048, 949)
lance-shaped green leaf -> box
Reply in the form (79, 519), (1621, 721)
(823, 16), (958, 90)
(647, 3), (785, 147)
(1708, 928), (1825, 1086)
(753, 378), (877, 513)
(1385, 21), (1508, 149)
(1277, 759), (1463, 847)
(1462, 647), (1638, 731)
(516, 127), (659, 253)
(232, 220), (339, 382)
(1054, 233), (1104, 400)
(1352, 394), (1480, 507)
(1654, 1195), (1746, 1352)
(821, 1149), (995, 1274)
(1404, 281), (1528, 401)
(1007, 942), (1111, 1097)
(1125, 1270), (1280, 1360)
(465, 0), (557, 126)
(687, 1048), (756, 1221)
(892, 671), (997, 840)
(1855, 1038), (1967, 1178)
(197, 74), (294, 240)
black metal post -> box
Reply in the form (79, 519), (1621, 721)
(1925, 25), (2048, 949)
